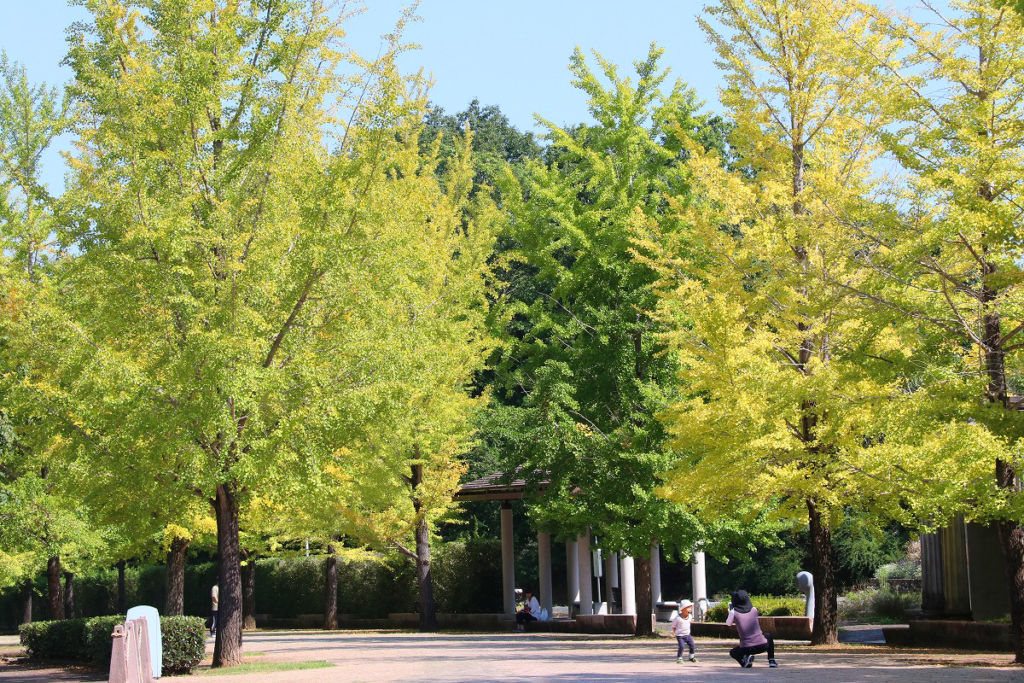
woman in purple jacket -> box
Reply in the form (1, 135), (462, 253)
(725, 590), (778, 668)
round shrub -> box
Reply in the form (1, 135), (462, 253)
(705, 603), (730, 623)
(161, 616), (206, 675)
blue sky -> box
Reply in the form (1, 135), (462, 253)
(0, 1), (725, 189)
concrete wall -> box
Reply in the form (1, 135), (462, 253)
(691, 617), (812, 641)
(884, 620), (1013, 652)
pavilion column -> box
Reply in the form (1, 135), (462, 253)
(603, 552), (617, 613)
(538, 531), (553, 616)
(577, 530), (594, 615)
(566, 539), (579, 610)
(500, 502), (515, 615)
(650, 543), (662, 613)
(921, 531), (944, 615)
(620, 555), (636, 616)
(941, 515), (971, 617)
(692, 550), (707, 606)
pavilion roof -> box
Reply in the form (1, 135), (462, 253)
(453, 471), (549, 503)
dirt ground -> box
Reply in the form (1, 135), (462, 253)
(1, 630), (1022, 682)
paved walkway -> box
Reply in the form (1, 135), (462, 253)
(1, 631), (1020, 682)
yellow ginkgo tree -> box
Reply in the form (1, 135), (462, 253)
(4, 0), (469, 667)
(644, 0), (922, 645)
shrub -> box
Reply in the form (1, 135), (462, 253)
(705, 595), (806, 623)
(19, 614), (206, 675)
(2, 540), (499, 629)
(875, 561), (921, 581)
(840, 586), (920, 622)
(22, 618), (89, 661)
(83, 616), (124, 667)
(767, 605), (793, 617)
(161, 616), (206, 674)
(256, 555), (418, 619)
(433, 538), (503, 613)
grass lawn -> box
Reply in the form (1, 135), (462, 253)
(197, 660), (334, 676)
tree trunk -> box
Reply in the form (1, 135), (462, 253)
(414, 514), (437, 632)
(324, 544), (338, 630)
(212, 483), (243, 667)
(410, 463), (437, 632)
(241, 550), (256, 631)
(165, 537), (189, 616)
(116, 560), (126, 614)
(807, 499), (838, 645)
(634, 554), (653, 636)
(63, 572), (75, 619)
(21, 579), (33, 624)
(996, 460), (1024, 663)
(981, 297), (1024, 662)
(47, 556), (64, 620)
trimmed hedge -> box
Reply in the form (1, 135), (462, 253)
(433, 538), (503, 613)
(1, 539), (506, 629)
(705, 596), (807, 623)
(20, 616), (121, 662)
(19, 615), (206, 675)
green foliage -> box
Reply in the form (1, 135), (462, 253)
(420, 99), (542, 193)
(0, 52), (106, 592)
(704, 596), (806, 623)
(0, 542), (505, 627)
(840, 586), (920, 623)
(19, 616), (117, 662)
(19, 614), (204, 674)
(488, 43), (769, 562)
(875, 562), (921, 582)
(431, 538), (502, 614)
(161, 616), (206, 675)
(251, 555), (415, 619)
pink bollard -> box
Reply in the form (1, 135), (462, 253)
(126, 620), (140, 683)
(109, 624), (128, 683)
(136, 617), (154, 683)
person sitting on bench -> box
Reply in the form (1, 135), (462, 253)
(514, 589), (541, 632)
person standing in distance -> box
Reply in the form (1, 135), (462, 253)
(210, 582), (219, 636)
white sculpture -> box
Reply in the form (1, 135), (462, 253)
(125, 605), (162, 679)
(796, 571), (815, 621)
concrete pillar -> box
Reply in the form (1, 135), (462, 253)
(966, 522), (1011, 622)
(538, 531), (554, 616)
(566, 539), (579, 609)
(691, 550), (707, 605)
(620, 555), (636, 615)
(609, 552), (620, 588)
(603, 551), (617, 613)
(577, 531), (594, 615)
(920, 531), (944, 615)
(500, 502), (515, 615)
(941, 516), (971, 617)
(650, 543), (662, 612)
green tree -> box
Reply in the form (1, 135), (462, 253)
(420, 99), (542, 192)
(6, 0), (438, 667)
(489, 45), (749, 636)
(310, 133), (498, 631)
(0, 52), (83, 619)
